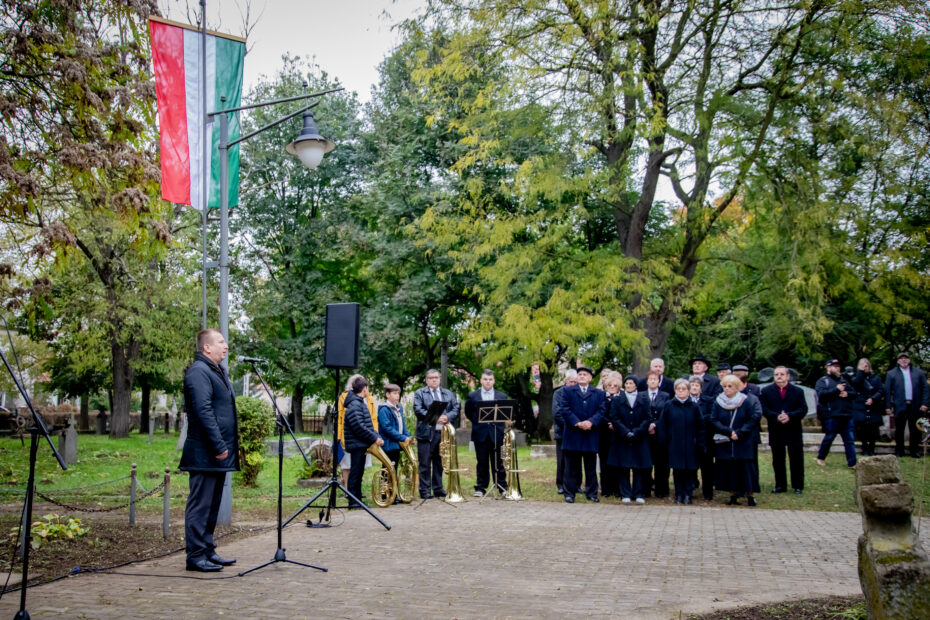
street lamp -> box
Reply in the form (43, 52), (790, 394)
(286, 110), (336, 170)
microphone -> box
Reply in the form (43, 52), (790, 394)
(237, 355), (267, 364)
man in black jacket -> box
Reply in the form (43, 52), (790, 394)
(412, 369), (460, 499)
(885, 352), (930, 458)
(815, 359), (857, 468)
(181, 329), (240, 572)
(637, 358), (674, 397)
(465, 369), (509, 497)
(552, 369), (578, 495)
(691, 354), (722, 397)
(760, 366), (807, 494)
(343, 376), (383, 508)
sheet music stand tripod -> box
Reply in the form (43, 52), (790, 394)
(477, 400), (517, 500)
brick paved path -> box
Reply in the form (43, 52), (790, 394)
(1, 500), (915, 619)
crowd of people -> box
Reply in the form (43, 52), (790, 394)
(552, 353), (930, 506)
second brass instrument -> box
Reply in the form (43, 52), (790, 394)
(368, 443), (398, 507)
(439, 424), (466, 502)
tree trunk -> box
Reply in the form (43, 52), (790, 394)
(109, 340), (137, 439)
(440, 337), (449, 388)
(292, 383), (304, 433)
(139, 376), (150, 434)
(78, 391), (90, 431)
(533, 371), (555, 442)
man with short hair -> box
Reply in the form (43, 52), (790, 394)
(552, 369), (578, 494)
(413, 369), (460, 499)
(465, 370), (510, 497)
(691, 354), (722, 397)
(760, 366), (806, 494)
(181, 329), (240, 572)
(637, 358), (674, 396)
(342, 376), (383, 509)
(733, 365), (761, 397)
(815, 359), (857, 468)
(643, 370), (671, 498)
(885, 353), (930, 458)
(561, 366), (607, 503)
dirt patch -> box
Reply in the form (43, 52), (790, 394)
(690, 596), (865, 619)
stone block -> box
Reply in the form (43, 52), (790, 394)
(530, 444), (556, 459)
(857, 455), (903, 487)
(860, 484), (914, 519)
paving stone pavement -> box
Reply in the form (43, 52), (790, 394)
(2, 499), (923, 619)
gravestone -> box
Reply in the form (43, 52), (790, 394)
(176, 413), (187, 450)
(94, 410), (107, 435)
(856, 455), (930, 619)
(57, 417), (78, 465)
(148, 416), (154, 444)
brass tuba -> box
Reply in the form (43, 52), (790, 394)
(368, 443), (398, 507)
(500, 429), (525, 501)
(395, 438), (419, 503)
(439, 424), (466, 502)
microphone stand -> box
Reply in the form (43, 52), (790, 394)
(237, 360), (326, 576)
(283, 368), (390, 531)
(0, 324), (66, 620)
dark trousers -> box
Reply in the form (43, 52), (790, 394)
(384, 448), (401, 471)
(649, 435), (670, 497)
(856, 422), (880, 456)
(894, 407), (922, 456)
(185, 471), (225, 562)
(699, 448), (715, 499)
(475, 436), (506, 492)
(597, 430), (618, 496)
(347, 448), (368, 507)
(771, 440), (804, 490)
(618, 467), (650, 499)
(563, 450), (598, 498)
(417, 430), (444, 496)
(672, 469), (696, 498)
(817, 416), (857, 466)
(555, 438), (565, 491)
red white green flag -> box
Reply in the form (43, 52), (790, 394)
(149, 16), (245, 210)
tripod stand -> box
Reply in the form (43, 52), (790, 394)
(283, 368), (390, 531)
(238, 360), (326, 576)
(0, 319), (66, 620)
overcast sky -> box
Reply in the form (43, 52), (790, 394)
(161, 0), (426, 102)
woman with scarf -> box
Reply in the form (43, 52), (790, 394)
(658, 379), (706, 504)
(607, 374), (653, 503)
(711, 375), (762, 506)
(599, 371), (623, 498)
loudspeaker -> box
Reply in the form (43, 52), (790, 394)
(324, 303), (360, 369)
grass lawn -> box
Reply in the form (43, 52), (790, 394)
(1, 432), (929, 519)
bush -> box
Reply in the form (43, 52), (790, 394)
(235, 396), (275, 487)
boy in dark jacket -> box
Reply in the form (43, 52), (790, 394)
(343, 376), (383, 508)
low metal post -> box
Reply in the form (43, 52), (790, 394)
(162, 467), (170, 539)
(129, 463), (137, 526)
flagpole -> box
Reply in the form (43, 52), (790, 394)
(200, 0), (208, 330)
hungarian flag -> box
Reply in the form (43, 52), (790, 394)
(149, 16), (245, 210)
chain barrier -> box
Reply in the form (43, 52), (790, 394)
(34, 480), (167, 514)
(36, 475), (132, 495)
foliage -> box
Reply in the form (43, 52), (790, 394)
(10, 514), (90, 550)
(235, 396), (275, 487)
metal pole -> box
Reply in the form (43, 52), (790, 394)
(200, 0), (208, 329)
(163, 467), (170, 539)
(217, 104), (232, 526)
(129, 463), (137, 526)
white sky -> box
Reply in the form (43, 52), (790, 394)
(162, 0), (426, 101)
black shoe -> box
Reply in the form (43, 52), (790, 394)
(727, 496), (739, 506)
(392, 497), (404, 505)
(794, 489), (803, 494)
(703, 494), (713, 501)
(747, 496), (757, 507)
(674, 495), (683, 504)
(557, 487), (566, 495)
(587, 495), (599, 503)
(419, 492), (433, 500)
(186, 558), (223, 572)
(683, 495), (692, 505)
(207, 553), (236, 566)
(434, 490), (447, 498)
(564, 495), (575, 503)
(771, 487), (786, 494)
(347, 504), (364, 510)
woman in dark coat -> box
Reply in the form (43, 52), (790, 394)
(852, 358), (884, 456)
(690, 375), (716, 500)
(598, 371), (623, 498)
(658, 379), (705, 504)
(606, 375), (652, 503)
(711, 375), (761, 506)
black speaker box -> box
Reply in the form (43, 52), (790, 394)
(324, 303), (360, 369)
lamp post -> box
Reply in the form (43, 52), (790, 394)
(208, 88), (340, 525)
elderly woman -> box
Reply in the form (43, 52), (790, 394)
(852, 358), (884, 456)
(658, 379), (705, 504)
(711, 374), (761, 506)
(607, 374), (652, 503)
(598, 371), (623, 498)
(690, 375), (716, 500)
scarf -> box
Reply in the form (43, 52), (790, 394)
(715, 391), (747, 410)
(675, 396), (689, 404)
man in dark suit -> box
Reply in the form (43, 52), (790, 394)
(885, 352), (930, 458)
(465, 369), (509, 497)
(413, 369), (460, 498)
(642, 370), (671, 497)
(637, 358), (674, 397)
(691, 354), (722, 397)
(760, 366), (807, 494)
(552, 369), (578, 495)
(561, 365), (607, 503)
(815, 359), (858, 467)
(181, 329), (240, 572)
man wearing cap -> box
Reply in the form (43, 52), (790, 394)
(552, 369), (579, 494)
(716, 362), (732, 383)
(815, 359), (858, 468)
(885, 353), (930, 458)
(733, 365), (761, 397)
(561, 365), (607, 503)
(637, 358), (675, 397)
(691, 354), (722, 397)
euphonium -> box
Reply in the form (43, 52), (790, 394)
(368, 443), (398, 507)
(439, 424), (466, 502)
(395, 438), (419, 504)
(501, 429), (525, 501)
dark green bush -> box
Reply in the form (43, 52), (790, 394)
(235, 396), (275, 487)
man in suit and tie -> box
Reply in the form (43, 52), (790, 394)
(465, 369), (509, 497)
(413, 369), (461, 498)
(759, 366), (807, 494)
(691, 354), (722, 397)
(642, 370), (671, 498)
(637, 358), (674, 397)
(561, 365), (607, 503)
(885, 352), (930, 458)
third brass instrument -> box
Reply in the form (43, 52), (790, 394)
(439, 424), (466, 502)
(500, 428), (524, 500)
(395, 438), (419, 503)
(368, 443), (398, 507)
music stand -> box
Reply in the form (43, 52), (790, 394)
(477, 400), (517, 499)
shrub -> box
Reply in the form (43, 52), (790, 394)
(10, 514), (90, 550)
(235, 396), (275, 487)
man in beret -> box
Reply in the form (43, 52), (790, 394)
(885, 353), (930, 458)
(560, 365), (607, 503)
